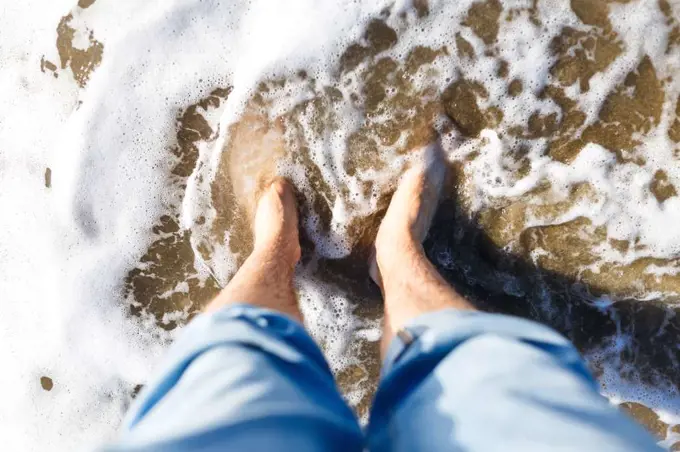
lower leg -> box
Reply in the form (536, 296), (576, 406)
(373, 146), (475, 356)
(205, 178), (302, 321)
(119, 180), (363, 452)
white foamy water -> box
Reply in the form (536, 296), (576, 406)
(1, 0), (680, 449)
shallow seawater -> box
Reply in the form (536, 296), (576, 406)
(2, 0), (680, 449)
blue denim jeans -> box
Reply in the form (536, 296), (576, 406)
(107, 304), (660, 451)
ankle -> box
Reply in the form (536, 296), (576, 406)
(250, 242), (300, 272)
(375, 238), (426, 295)
(376, 232), (421, 271)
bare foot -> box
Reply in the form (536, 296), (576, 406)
(370, 143), (446, 291)
(205, 178), (302, 320)
(253, 177), (301, 266)
(228, 109), (288, 223)
(371, 143), (475, 356)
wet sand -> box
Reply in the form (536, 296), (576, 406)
(45, 0), (680, 446)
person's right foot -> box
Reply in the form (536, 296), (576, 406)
(370, 143), (447, 289)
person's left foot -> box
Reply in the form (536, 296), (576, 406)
(369, 143), (447, 291)
(252, 178), (301, 267)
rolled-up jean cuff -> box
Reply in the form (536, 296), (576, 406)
(381, 309), (595, 385)
(123, 303), (330, 429)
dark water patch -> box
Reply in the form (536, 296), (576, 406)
(125, 215), (220, 330)
(125, 88), (231, 329)
(40, 57), (58, 78)
(550, 26), (623, 92)
(339, 20), (398, 73)
(669, 95), (680, 143)
(78, 0), (96, 8)
(441, 80), (495, 137)
(463, 0), (503, 45)
(582, 56), (663, 163)
(659, 0), (680, 53)
(507, 78), (522, 96)
(40, 376), (54, 392)
(455, 32), (476, 60)
(651, 170), (677, 203)
(55, 12), (103, 88)
(620, 402), (669, 440)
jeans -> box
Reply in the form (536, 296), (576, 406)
(107, 304), (660, 451)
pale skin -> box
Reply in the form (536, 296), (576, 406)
(205, 153), (476, 358)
